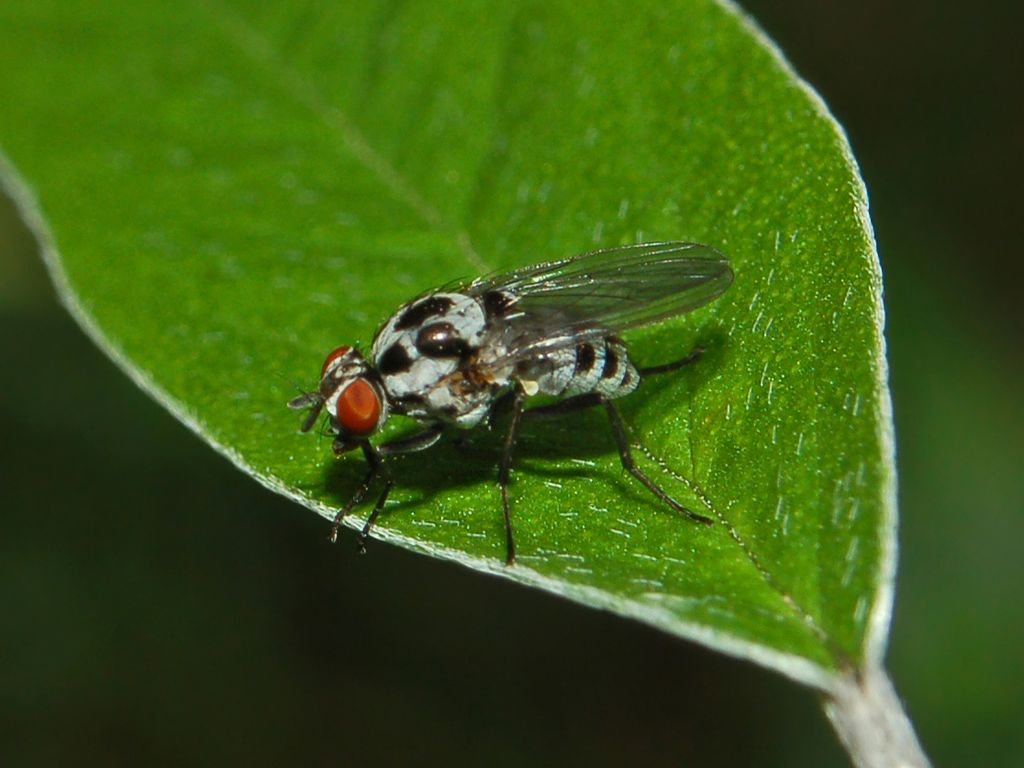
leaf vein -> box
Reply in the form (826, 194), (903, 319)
(205, 0), (488, 275)
(633, 438), (833, 656)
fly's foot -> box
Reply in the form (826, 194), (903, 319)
(328, 512), (346, 543)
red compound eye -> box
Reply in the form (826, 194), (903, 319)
(336, 378), (382, 436)
(320, 345), (352, 378)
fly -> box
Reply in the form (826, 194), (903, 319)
(288, 241), (734, 565)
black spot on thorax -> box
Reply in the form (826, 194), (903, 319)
(482, 290), (516, 319)
(416, 322), (472, 359)
(378, 342), (413, 375)
(395, 295), (455, 330)
(390, 392), (427, 413)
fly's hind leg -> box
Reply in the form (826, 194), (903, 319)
(601, 397), (713, 526)
(519, 346), (705, 425)
(522, 392), (603, 421)
(498, 386), (527, 566)
(638, 345), (704, 377)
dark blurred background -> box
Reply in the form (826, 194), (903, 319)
(1, 3), (1021, 766)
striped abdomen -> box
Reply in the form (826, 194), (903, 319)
(521, 336), (639, 400)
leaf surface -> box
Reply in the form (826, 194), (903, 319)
(0, 0), (893, 686)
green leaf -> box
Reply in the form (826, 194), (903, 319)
(0, 0), (893, 688)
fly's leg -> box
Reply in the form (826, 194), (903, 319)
(329, 442), (382, 543)
(331, 425), (443, 550)
(487, 389), (517, 428)
(638, 346), (704, 377)
(356, 476), (394, 554)
(498, 386), (527, 566)
(355, 425), (445, 553)
(523, 347), (704, 425)
(378, 423), (444, 456)
(522, 392), (602, 421)
(601, 397), (713, 526)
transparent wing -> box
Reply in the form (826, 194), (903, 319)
(468, 241), (732, 331)
(466, 242), (733, 365)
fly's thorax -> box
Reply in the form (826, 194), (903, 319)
(369, 291), (507, 424)
(371, 292), (487, 374)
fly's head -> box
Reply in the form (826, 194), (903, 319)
(288, 345), (388, 454)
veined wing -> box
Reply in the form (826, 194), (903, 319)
(468, 241), (732, 333)
(467, 242), (732, 367)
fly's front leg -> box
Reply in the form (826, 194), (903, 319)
(602, 398), (713, 526)
(356, 474), (394, 554)
(347, 424), (445, 554)
(330, 442), (382, 543)
(378, 423), (444, 456)
(498, 386), (527, 565)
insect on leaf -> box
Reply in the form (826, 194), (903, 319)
(0, 0), (893, 691)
